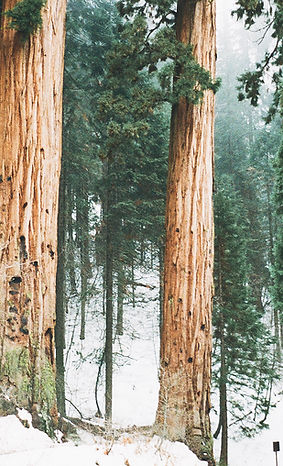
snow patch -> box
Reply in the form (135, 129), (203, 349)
(0, 415), (53, 455)
(0, 415), (207, 466)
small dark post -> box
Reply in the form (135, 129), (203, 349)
(273, 441), (280, 466)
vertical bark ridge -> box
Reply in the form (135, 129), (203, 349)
(0, 0), (67, 421)
(156, 0), (216, 463)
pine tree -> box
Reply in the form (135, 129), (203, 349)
(233, 0), (283, 121)
(213, 177), (277, 466)
(97, 71), (169, 422)
(57, 0), (170, 421)
(56, 0), (119, 418)
(213, 21), (280, 461)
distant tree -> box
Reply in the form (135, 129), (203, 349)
(0, 0), (67, 431)
(232, 0), (283, 355)
(272, 141), (283, 347)
(97, 67), (169, 424)
(56, 0), (118, 417)
(233, 0), (283, 121)
(213, 25), (280, 463)
(213, 178), (277, 466)
(57, 0), (169, 422)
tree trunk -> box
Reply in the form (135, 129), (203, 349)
(67, 186), (77, 296)
(0, 0), (66, 427)
(131, 260), (135, 308)
(274, 309), (281, 362)
(105, 162), (113, 424)
(219, 316), (228, 466)
(116, 263), (125, 336)
(159, 246), (164, 334)
(77, 185), (90, 341)
(266, 184), (281, 360)
(55, 159), (67, 417)
(155, 1), (216, 463)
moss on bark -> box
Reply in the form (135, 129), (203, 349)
(0, 347), (57, 434)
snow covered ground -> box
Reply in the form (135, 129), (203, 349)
(63, 267), (283, 466)
(64, 268), (161, 426)
(0, 414), (206, 466)
(0, 387), (283, 466)
(0, 269), (208, 466)
(0, 267), (282, 465)
(225, 382), (283, 466)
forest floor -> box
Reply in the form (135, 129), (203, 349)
(0, 269), (282, 465)
(0, 412), (206, 465)
(64, 269), (283, 465)
(0, 384), (282, 466)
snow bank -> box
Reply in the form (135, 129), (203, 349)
(0, 415), (53, 455)
(228, 383), (283, 466)
(0, 415), (207, 466)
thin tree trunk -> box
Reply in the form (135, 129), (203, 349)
(159, 246), (164, 334)
(267, 183), (281, 360)
(67, 187), (77, 296)
(105, 162), (113, 424)
(219, 316), (228, 466)
(155, 1), (216, 463)
(131, 260), (135, 308)
(274, 309), (281, 362)
(0, 0), (66, 425)
(116, 263), (124, 336)
(77, 185), (90, 341)
(280, 324), (283, 349)
(55, 160), (67, 417)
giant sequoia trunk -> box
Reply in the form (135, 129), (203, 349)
(155, 1), (216, 462)
(0, 0), (66, 425)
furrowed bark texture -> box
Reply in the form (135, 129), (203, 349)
(156, 0), (216, 462)
(0, 0), (66, 422)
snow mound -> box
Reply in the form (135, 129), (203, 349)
(0, 415), (207, 466)
(0, 415), (53, 455)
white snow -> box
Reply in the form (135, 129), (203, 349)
(1, 265), (281, 466)
(226, 383), (283, 466)
(64, 268), (161, 426)
(0, 415), (53, 455)
(0, 5), (280, 464)
(0, 270), (208, 466)
(16, 407), (33, 428)
(0, 415), (207, 466)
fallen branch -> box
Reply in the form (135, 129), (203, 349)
(65, 398), (83, 419)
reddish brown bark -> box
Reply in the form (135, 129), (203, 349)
(155, 1), (216, 462)
(0, 0), (66, 422)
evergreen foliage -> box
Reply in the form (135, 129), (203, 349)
(233, 0), (283, 121)
(114, 1), (220, 105)
(57, 0), (280, 449)
(272, 141), (283, 322)
(58, 0), (169, 418)
(213, 24), (279, 453)
(4, 0), (46, 41)
(214, 177), (277, 438)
